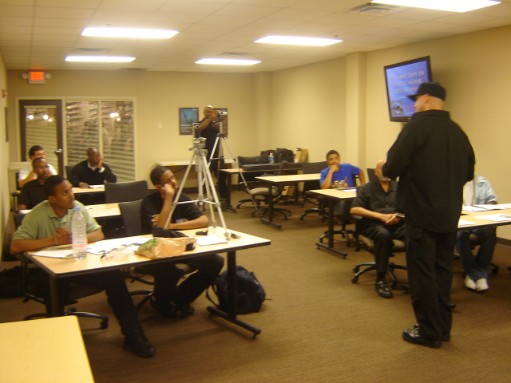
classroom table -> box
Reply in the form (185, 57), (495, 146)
(0, 316), (94, 383)
(255, 173), (321, 229)
(72, 185), (105, 194)
(26, 229), (271, 338)
(21, 203), (121, 220)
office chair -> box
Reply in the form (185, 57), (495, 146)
(318, 175), (360, 246)
(119, 199), (195, 311)
(65, 165), (74, 179)
(351, 215), (407, 288)
(366, 168), (377, 183)
(105, 180), (149, 203)
(236, 155), (269, 209)
(299, 161), (327, 221)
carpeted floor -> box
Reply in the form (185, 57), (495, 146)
(2, 191), (511, 382)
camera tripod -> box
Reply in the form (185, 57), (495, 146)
(208, 123), (258, 211)
(164, 137), (229, 240)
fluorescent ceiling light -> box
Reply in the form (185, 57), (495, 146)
(65, 56), (135, 63)
(82, 27), (179, 39)
(195, 58), (261, 66)
(255, 35), (342, 46)
(372, 0), (500, 12)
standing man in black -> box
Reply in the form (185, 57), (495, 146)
(381, 82), (475, 348)
(197, 105), (220, 174)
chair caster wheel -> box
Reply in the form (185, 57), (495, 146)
(351, 277), (358, 284)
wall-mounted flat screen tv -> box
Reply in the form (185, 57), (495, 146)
(384, 56), (432, 122)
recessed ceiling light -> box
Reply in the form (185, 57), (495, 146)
(372, 0), (500, 12)
(255, 35), (342, 46)
(82, 27), (179, 39)
(65, 56), (136, 63)
(195, 58), (261, 66)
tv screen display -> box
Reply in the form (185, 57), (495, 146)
(384, 56), (432, 122)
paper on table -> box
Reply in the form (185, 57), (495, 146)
(458, 219), (475, 227)
(474, 214), (511, 222)
(87, 236), (149, 255)
(33, 248), (74, 258)
(462, 205), (487, 212)
(89, 184), (105, 189)
(473, 203), (511, 210)
(196, 235), (228, 246)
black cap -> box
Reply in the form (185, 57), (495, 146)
(408, 82), (446, 101)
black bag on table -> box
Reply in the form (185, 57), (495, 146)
(206, 265), (266, 314)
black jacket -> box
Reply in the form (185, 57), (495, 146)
(383, 109), (475, 232)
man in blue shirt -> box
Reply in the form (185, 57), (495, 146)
(320, 149), (365, 189)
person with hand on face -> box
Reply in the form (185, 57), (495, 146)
(11, 175), (154, 358)
(70, 147), (117, 189)
(350, 161), (405, 299)
(18, 145), (57, 188)
(320, 149), (365, 190)
(140, 166), (224, 319)
(17, 157), (52, 211)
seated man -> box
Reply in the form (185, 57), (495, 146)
(350, 161), (405, 299)
(457, 175), (497, 292)
(10, 175), (154, 358)
(140, 166), (224, 318)
(17, 157), (51, 210)
(320, 149), (366, 220)
(18, 145), (57, 188)
(70, 147), (117, 204)
(320, 149), (366, 190)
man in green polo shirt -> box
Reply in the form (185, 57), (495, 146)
(11, 175), (155, 358)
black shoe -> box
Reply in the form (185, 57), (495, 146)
(375, 280), (393, 299)
(124, 332), (155, 358)
(413, 323), (450, 342)
(403, 326), (441, 348)
(151, 299), (194, 319)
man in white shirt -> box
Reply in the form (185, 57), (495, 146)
(18, 145), (57, 188)
(457, 176), (497, 292)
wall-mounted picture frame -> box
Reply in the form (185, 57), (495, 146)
(179, 107), (199, 135)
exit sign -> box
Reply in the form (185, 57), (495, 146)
(28, 71), (46, 84)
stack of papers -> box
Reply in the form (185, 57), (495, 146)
(463, 204), (511, 212)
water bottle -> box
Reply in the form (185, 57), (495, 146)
(268, 152), (274, 164)
(71, 205), (87, 260)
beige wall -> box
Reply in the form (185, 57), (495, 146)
(7, 70), (260, 183)
(4, 24), (511, 240)
(0, 53), (7, 254)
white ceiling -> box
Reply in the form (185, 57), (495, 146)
(0, 0), (510, 73)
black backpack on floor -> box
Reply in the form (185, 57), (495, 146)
(207, 266), (266, 314)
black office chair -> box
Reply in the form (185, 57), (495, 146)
(236, 156), (269, 209)
(299, 161), (327, 221)
(65, 165), (74, 179)
(318, 177), (360, 247)
(105, 180), (148, 203)
(351, 216), (407, 288)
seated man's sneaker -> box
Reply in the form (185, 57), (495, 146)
(375, 280), (393, 299)
(475, 278), (489, 292)
(151, 299), (194, 319)
(124, 332), (155, 358)
(464, 276), (476, 291)
(402, 326), (441, 349)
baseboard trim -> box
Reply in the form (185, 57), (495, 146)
(497, 237), (511, 247)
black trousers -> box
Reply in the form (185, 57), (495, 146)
(142, 254), (224, 307)
(405, 218), (455, 341)
(363, 222), (405, 275)
(45, 271), (141, 337)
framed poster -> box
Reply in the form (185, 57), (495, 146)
(179, 107), (199, 135)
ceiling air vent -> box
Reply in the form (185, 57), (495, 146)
(350, 3), (397, 15)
